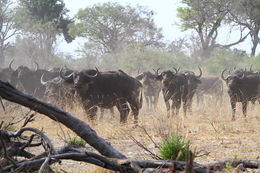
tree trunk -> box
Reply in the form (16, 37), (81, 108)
(0, 81), (126, 159)
(250, 28), (259, 57)
(0, 46), (5, 67)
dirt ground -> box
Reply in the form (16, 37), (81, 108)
(1, 94), (260, 172)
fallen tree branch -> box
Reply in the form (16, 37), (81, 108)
(0, 81), (126, 159)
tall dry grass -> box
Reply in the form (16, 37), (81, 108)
(1, 94), (259, 172)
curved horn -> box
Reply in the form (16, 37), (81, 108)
(172, 67), (178, 74)
(84, 68), (99, 78)
(95, 67), (100, 74)
(196, 66), (202, 78)
(153, 68), (160, 75)
(9, 59), (14, 71)
(59, 68), (73, 80)
(34, 62), (39, 71)
(40, 73), (48, 85)
(221, 69), (228, 81)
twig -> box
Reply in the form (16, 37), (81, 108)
(0, 132), (18, 167)
(22, 113), (36, 127)
(129, 135), (161, 160)
(138, 125), (160, 148)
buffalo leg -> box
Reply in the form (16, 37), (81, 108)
(128, 99), (141, 124)
(230, 100), (236, 121)
(164, 99), (171, 117)
(154, 93), (159, 111)
(109, 107), (115, 119)
(242, 101), (248, 118)
(183, 97), (188, 117)
(145, 96), (150, 111)
(116, 101), (130, 123)
(86, 106), (98, 121)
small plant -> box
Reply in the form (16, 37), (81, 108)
(159, 132), (190, 161)
(67, 137), (86, 147)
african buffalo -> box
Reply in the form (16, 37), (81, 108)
(60, 68), (143, 124)
(10, 63), (64, 99)
(196, 77), (223, 105)
(221, 69), (260, 120)
(156, 70), (189, 116)
(181, 67), (202, 113)
(40, 69), (76, 109)
(136, 69), (161, 111)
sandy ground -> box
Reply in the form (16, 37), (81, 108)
(1, 94), (260, 172)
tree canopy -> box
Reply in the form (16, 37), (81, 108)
(70, 2), (164, 54)
(177, 0), (249, 59)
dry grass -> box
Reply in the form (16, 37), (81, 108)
(1, 95), (260, 172)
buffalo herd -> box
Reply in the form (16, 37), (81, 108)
(1, 60), (259, 123)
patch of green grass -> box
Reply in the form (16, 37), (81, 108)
(67, 137), (86, 147)
(159, 132), (190, 161)
(4, 125), (16, 131)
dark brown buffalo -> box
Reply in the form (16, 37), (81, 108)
(136, 69), (161, 111)
(221, 69), (260, 120)
(196, 77), (223, 105)
(156, 70), (189, 116)
(60, 69), (143, 123)
(40, 70), (76, 108)
(10, 63), (63, 99)
(181, 67), (202, 113)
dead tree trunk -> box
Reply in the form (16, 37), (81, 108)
(0, 81), (126, 159)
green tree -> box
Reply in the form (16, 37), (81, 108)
(70, 2), (164, 54)
(227, 0), (260, 57)
(14, 0), (73, 65)
(177, 0), (249, 60)
(0, 0), (18, 66)
(202, 48), (250, 74)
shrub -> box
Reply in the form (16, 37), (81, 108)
(67, 137), (86, 147)
(159, 133), (190, 161)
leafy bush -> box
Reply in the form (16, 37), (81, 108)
(159, 133), (190, 161)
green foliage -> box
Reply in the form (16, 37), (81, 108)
(202, 48), (250, 75)
(4, 125), (16, 131)
(95, 45), (193, 74)
(250, 54), (260, 69)
(70, 2), (163, 53)
(159, 133), (190, 161)
(16, 0), (74, 42)
(66, 137), (86, 147)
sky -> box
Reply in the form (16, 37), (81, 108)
(60, 0), (259, 56)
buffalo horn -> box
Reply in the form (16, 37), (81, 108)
(59, 68), (73, 80)
(196, 66), (202, 78)
(172, 67), (179, 74)
(153, 68), (161, 75)
(8, 59), (14, 71)
(40, 73), (48, 85)
(34, 62), (39, 71)
(221, 69), (228, 81)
